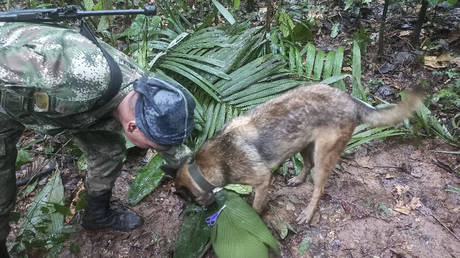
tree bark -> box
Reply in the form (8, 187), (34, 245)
(265, 0), (273, 53)
(411, 0), (429, 48)
(377, 0), (390, 61)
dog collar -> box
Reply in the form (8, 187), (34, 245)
(189, 161), (216, 193)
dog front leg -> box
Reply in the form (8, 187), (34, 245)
(252, 175), (271, 214)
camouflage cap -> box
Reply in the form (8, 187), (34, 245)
(133, 77), (195, 146)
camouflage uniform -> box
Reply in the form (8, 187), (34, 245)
(0, 22), (192, 240)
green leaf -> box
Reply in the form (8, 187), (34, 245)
(352, 41), (366, 100)
(23, 179), (38, 195)
(213, 190), (280, 256)
(332, 46), (346, 90)
(292, 153), (304, 176)
(273, 215), (297, 239)
(291, 23), (312, 43)
(289, 46), (296, 71)
(224, 184), (253, 195)
(377, 202), (393, 216)
(322, 51), (335, 79)
(174, 204), (212, 258)
(313, 50), (325, 81)
(212, 0), (236, 25)
(331, 22), (339, 38)
(234, 0), (241, 8)
(345, 0), (354, 10)
(346, 125), (407, 151)
(82, 0), (94, 10)
(414, 102), (458, 147)
(19, 170), (65, 254)
(123, 132), (136, 150)
(127, 154), (165, 205)
(77, 154), (88, 171)
(160, 62), (221, 102)
(320, 74), (351, 85)
(208, 103), (222, 138)
(295, 47), (303, 76)
(298, 236), (312, 255)
(305, 43), (316, 79)
(15, 149), (31, 170)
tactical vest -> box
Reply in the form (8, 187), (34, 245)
(0, 22), (146, 134)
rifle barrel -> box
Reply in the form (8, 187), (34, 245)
(0, 5), (156, 22)
(76, 5), (157, 17)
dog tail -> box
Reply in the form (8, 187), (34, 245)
(356, 86), (425, 128)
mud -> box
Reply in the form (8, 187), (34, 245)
(39, 138), (460, 258)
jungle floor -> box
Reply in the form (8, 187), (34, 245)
(5, 1), (460, 258)
(62, 139), (460, 258)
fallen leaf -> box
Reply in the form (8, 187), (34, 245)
(394, 206), (410, 215)
(451, 57), (460, 67)
(385, 174), (395, 179)
(409, 197), (421, 210)
(298, 236), (312, 255)
(286, 201), (295, 211)
(424, 54), (452, 69)
(66, 180), (85, 223)
(399, 31), (411, 37)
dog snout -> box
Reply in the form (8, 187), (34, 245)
(195, 192), (216, 206)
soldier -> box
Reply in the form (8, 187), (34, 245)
(0, 22), (195, 257)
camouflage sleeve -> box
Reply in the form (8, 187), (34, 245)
(157, 144), (193, 169)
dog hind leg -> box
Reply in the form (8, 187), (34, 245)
(287, 142), (315, 186)
(296, 131), (350, 224)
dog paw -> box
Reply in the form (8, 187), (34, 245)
(296, 210), (313, 224)
(287, 176), (305, 187)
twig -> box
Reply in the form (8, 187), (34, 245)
(16, 164), (56, 186)
(430, 150), (460, 155)
(419, 204), (460, 242)
(17, 138), (73, 188)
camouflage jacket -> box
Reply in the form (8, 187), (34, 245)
(0, 22), (147, 135)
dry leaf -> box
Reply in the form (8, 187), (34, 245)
(66, 180), (84, 223)
(399, 31), (411, 37)
(424, 54), (453, 69)
(409, 197), (421, 210)
(451, 57), (460, 67)
(394, 206), (410, 215)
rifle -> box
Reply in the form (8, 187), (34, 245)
(0, 5), (157, 22)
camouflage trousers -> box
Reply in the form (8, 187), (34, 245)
(0, 112), (126, 240)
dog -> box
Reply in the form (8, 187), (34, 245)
(175, 83), (424, 224)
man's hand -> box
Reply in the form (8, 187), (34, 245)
(158, 144), (193, 176)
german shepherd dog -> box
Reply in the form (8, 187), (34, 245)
(175, 84), (423, 224)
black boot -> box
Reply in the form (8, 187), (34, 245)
(0, 239), (9, 258)
(82, 191), (144, 232)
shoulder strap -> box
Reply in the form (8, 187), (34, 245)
(79, 20), (122, 107)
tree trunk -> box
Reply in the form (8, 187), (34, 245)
(411, 0), (429, 48)
(377, 0), (390, 61)
(265, 0), (273, 53)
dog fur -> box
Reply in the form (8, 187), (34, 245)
(175, 84), (424, 224)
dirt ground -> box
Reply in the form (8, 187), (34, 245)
(4, 1), (460, 258)
(32, 138), (456, 258)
